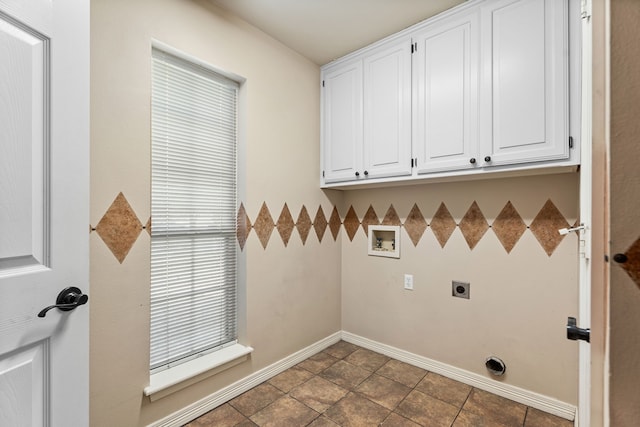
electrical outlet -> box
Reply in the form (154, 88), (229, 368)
(452, 281), (470, 299)
(404, 274), (414, 290)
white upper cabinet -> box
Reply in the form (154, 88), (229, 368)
(322, 60), (362, 183)
(479, 0), (569, 166)
(413, 9), (480, 174)
(322, 37), (412, 183)
(320, 0), (576, 188)
(363, 38), (412, 179)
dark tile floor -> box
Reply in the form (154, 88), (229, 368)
(185, 341), (574, 427)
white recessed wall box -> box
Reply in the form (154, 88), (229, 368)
(368, 225), (400, 258)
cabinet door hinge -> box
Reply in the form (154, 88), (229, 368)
(581, 0), (592, 20)
(569, 136), (574, 148)
(410, 42), (417, 54)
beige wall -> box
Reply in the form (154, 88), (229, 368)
(340, 174), (580, 405)
(90, 0), (341, 425)
(91, 0), (583, 425)
(609, 0), (640, 425)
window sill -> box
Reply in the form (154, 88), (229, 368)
(144, 343), (253, 401)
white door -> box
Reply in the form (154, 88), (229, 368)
(363, 37), (412, 179)
(322, 59), (363, 183)
(0, 0), (89, 426)
(479, 0), (569, 167)
(413, 8), (479, 174)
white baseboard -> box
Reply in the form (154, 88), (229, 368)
(148, 332), (342, 427)
(341, 331), (576, 422)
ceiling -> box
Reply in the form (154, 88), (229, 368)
(208, 0), (466, 65)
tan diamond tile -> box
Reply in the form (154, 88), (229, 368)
(289, 376), (348, 412)
(430, 203), (457, 248)
(459, 201), (489, 250)
(314, 206), (328, 243)
(453, 410), (513, 427)
(382, 204), (402, 226)
(344, 348), (390, 372)
(343, 206), (360, 241)
(329, 206), (342, 241)
(229, 383), (284, 417)
(530, 199), (570, 256)
(405, 203), (427, 246)
(185, 403), (247, 427)
(319, 360), (371, 389)
(308, 416), (340, 427)
(236, 203), (252, 251)
(396, 389), (459, 426)
(276, 203), (295, 247)
(324, 341), (360, 359)
(376, 359), (427, 388)
(492, 201), (526, 253)
(253, 202), (274, 249)
(324, 392), (390, 427)
(462, 388), (526, 426)
(356, 374), (411, 410)
(297, 351), (339, 374)
(296, 205), (312, 245)
(415, 372), (471, 408)
(620, 236), (640, 288)
(250, 396), (318, 427)
(268, 366), (314, 393)
(361, 205), (380, 236)
(524, 408), (574, 427)
(145, 217), (151, 236)
(380, 412), (421, 427)
(95, 192), (142, 264)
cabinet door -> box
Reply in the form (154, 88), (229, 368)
(363, 37), (412, 178)
(480, 0), (568, 166)
(322, 60), (363, 183)
(413, 11), (480, 174)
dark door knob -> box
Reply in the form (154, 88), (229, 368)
(484, 156), (492, 162)
(470, 158), (476, 164)
(364, 170), (369, 176)
(355, 171), (360, 177)
(38, 286), (89, 318)
(613, 253), (628, 263)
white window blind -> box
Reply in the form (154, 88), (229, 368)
(150, 48), (238, 372)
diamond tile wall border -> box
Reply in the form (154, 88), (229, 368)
(254, 202), (275, 249)
(530, 199), (570, 257)
(343, 207), (360, 242)
(314, 206), (328, 243)
(362, 206), (380, 237)
(431, 203), (457, 249)
(94, 192), (142, 264)
(92, 195), (575, 261)
(237, 203), (251, 251)
(405, 204), (427, 247)
(277, 204), (295, 247)
(619, 237), (640, 288)
(459, 202), (489, 250)
(382, 205), (401, 226)
(492, 202), (526, 254)
(296, 206), (312, 245)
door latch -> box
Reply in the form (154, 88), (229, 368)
(567, 317), (590, 343)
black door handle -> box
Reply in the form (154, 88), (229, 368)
(566, 316), (590, 343)
(38, 286), (88, 318)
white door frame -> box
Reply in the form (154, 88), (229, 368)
(578, 0), (593, 425)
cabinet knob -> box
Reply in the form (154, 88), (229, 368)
(364, 170), (369, 176)
(484, 156), (492, 162)
(470, 158), (476, 164)
(355, 171), (360, 177)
